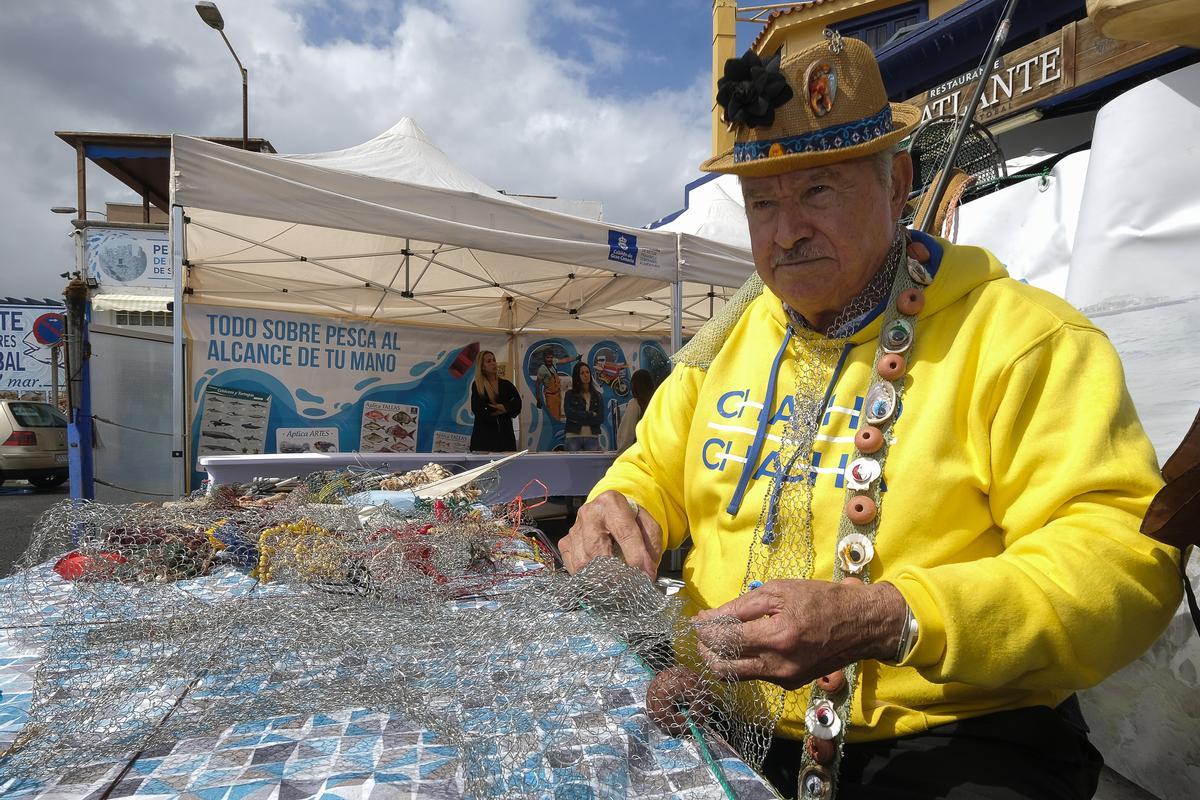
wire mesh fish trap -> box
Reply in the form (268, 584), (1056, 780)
(0, 467), (780, 798)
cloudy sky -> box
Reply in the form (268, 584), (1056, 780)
(1, 0), (757, 300)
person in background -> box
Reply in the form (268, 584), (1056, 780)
(616, 369), (656, 454)
(469, 350), (521, 452)
(563, 362), (604, 452)
(535, 349), (579, 422)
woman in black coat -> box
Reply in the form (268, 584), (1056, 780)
(563, 361), (605, 452)
(469, 350), (522, 451)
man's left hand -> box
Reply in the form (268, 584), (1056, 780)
(695, 579), (907, 690)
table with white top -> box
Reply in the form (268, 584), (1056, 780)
(199, 451), (617, 502)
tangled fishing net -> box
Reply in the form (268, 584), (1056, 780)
(0, 465), (780, 798)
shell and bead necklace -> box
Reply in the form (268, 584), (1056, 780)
(788, 230), (932, 800)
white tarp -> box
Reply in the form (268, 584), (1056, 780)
(955, 150), (1090, 298)
(172, 120), (753, 336)
(654, 174), (752, 251)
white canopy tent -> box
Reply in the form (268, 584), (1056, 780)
(171, 120), (752, 338)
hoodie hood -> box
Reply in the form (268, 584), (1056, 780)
(762, 230), (1011, 345)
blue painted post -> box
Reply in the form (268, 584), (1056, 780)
(63, 277), (94, 501)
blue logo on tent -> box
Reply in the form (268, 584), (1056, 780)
(607, 230), (637, 266)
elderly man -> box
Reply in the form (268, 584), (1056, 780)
(560, 35), (1181, 800)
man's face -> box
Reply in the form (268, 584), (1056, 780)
(741, 152), (911, 326)
(543, 352), (554, 367)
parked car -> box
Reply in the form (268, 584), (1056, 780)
(0, 400), (69, 489)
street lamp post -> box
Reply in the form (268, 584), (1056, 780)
(51, 207), (107, 219)
(195, 1), (248, 149)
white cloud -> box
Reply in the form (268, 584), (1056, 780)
(0, 0), (713, 298)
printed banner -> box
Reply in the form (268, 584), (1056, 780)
(0, 303), (64, 393)
(517, 335), (671, 452)
(195, 385), (272, 465)
(85, 226), (172, 289)
(186, 304), (507, 487)
(276, 427), (340, 455)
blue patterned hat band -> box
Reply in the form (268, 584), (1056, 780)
(732, 105), (894, 164)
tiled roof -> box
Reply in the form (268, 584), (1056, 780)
(751, 1), (839, 51)
(1, 297), (62, 306)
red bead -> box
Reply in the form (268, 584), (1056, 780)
(907, 241), (931, 263)
(846, 495), (877, 525)
(816, 670), (847, 693)
(875, 353), (906, 381)
(896, 287), (926, 316)
(806, 735), (837, 765)
(855, 425), (884, 454)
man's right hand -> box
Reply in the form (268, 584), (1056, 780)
(560, 490), (663, 579)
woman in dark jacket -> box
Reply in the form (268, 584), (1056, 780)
(469, 350), (522, 451)
(563, 362), (605, 452)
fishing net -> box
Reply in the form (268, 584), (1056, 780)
(0, 464), (777, 798)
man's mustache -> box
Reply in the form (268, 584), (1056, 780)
(773, 244), (829, 267)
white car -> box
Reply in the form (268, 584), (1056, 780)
(0, 400), (69, 490)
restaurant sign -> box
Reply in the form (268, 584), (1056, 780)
(905, 17), (1179, 126)
(909, 32), (1067, 123)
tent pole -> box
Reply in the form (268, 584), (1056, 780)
(508, 334), (520, 449)
(671, 281), (683, 353)
(403, 239), (411, 295)
(671, 237), (683, 353)
(171, 205), (187, 498)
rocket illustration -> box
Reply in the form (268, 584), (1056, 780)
(448, 342), (480, 378)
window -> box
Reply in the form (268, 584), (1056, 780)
(8, 402), (68, 428)
(115, 310), (173, 327)
(835, 2), (927, 52)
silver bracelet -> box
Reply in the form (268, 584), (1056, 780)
(889, 604), (919, 665)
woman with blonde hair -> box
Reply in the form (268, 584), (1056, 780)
(469, 350), (522, 451)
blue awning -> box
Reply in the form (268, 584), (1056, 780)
(83, 144), (171, 160)
(877, 0), (1086, 100)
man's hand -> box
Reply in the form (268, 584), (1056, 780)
(559, 490), (663, 578)
(694, 579), (907, 690)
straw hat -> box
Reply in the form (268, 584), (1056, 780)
(702, 34), (921, 177)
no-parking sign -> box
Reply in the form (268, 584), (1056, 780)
(33, 313), (65, 346)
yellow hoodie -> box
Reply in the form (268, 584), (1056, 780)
(591, 232), (1181, 742)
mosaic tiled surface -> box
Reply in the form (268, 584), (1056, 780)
(0, 569), (778, 800)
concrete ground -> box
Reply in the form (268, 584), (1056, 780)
(1095, 768), (1161, 800)
(0, 479), (67, 576)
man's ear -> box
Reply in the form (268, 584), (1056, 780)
(891, 150), (914, 221)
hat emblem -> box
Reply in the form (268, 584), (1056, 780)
(805, 62), (837, 117)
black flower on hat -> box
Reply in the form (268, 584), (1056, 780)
(716, 50), (793, 129)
